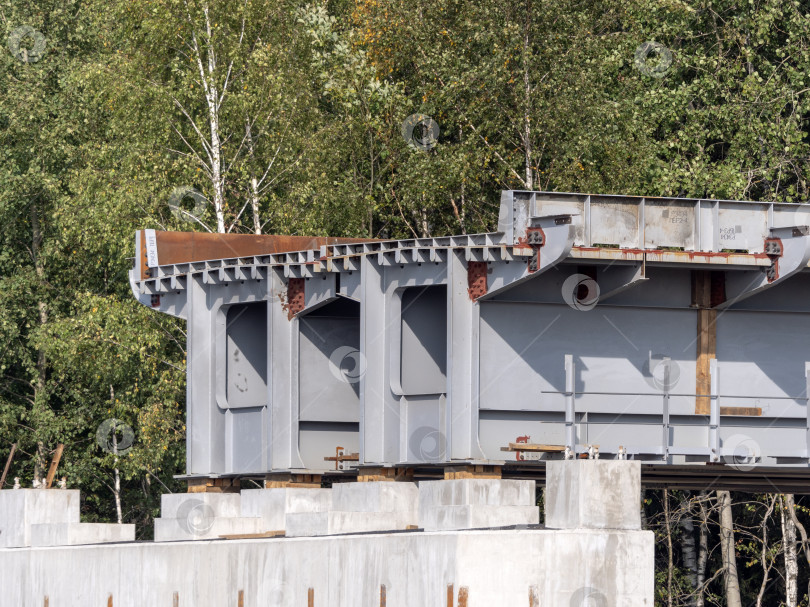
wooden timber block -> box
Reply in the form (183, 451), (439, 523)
(219, 530), (285, 540)
(263, 473), (322, 489)
(443, 465), (502, 480)
(356, 467), (414, 482)
(501, 443), (566, 453)
(719, 406), (762, 416)
(187, 477), (240, 493)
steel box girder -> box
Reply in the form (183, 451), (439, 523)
(130, 191), (810, 476)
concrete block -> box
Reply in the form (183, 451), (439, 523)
(0, 489), (81, 548)
(418, 479), (535, 508)
(417, 479), (537, 530)
(544, 460), (641, 530)
(285, 510), (418, 537)
(240, 488), (332, 530)
(331, 482), (418, 513)
(153, 516), (265, 541)
(29, 523), (135, 547)
(420, 505), (539, 531)
(159, 492), (242, 520)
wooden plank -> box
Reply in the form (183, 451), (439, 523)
(188, 477), (240, 493)
(107, 595), (113, 607)
(237, 590), (244, 607)
(501, 443), (566, 452)
(446, 584), (454, 607)
(308, 588), (315, 607)
(357, 467), (413, 482)
(694, 270), (716, 415)
(264, 473), (322, 489)
(219, 530), (285, 540)
(44, 444), (64, 489)
(719, 406), (762, 417)
(444, 465), (501, 480)
(0, 443), (17, 490)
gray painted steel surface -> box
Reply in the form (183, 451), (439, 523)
(130, 191), (810, 476)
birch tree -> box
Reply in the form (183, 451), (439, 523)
(718, 490), (742, 607)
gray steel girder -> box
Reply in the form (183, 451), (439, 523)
(130, 191), (810, 476)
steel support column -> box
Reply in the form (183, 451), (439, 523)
(359, 256), (400, 465)
(447, 250), (485, 460)
(186, 274), (226, 474)
(268, 270), (305, 470)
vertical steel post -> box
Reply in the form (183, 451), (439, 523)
(447, 250), (485, 460)
(186, 274), (226, 474)
(805, 363), (810, 463)
(565, 354), (576, 454)
(268, 269), (304, 470)
(359, 255), (400, 464)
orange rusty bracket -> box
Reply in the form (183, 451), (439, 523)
(515, 435), (530, 461)
(324, 446), (360, 470)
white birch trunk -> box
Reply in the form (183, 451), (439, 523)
(783, 494), (799, 607)
(696, 491), (708, 607)
(718, 490), (742, 607)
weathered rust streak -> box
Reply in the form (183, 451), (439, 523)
(447, 584), (454, 607)
(145, 231), (377, 267)
(529, 585), (539, 607)
(467, 261), (488, 300)
(286, 278), (306, 319)
(458, 586), (469, 607)
(380, 584), (387, 607)
(308, 587), (315, 607)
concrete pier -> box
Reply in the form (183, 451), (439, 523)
(0, 461), (654, 605)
